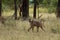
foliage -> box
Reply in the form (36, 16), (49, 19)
(1, 0), (58, 13)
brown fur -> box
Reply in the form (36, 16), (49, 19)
(28, 14), (45, 32)
(28, 18), (45, 32)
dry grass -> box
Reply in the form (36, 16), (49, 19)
(0, 9), (60, 40)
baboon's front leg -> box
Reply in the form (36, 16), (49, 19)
(28, 26), (32, 32)
(37, 27), (39, 32)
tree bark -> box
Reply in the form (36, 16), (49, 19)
(33, 0), (37, 18)
(0, 0), (2, 17)
(22, 0), (29, 19)
(14, 0), (17, 20)
(19, 0), (23, 17)
(57, 0), (60, 18)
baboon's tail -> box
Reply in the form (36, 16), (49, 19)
(38, 14), (43, 19)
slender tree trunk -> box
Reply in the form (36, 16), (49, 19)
(14, 0), (17, 20)
(33, 0), (37, 18)
(19, 0), (23, 17)
(22, 0), (29, 19)
(57, 0), (60, 18)
(0, 0), (5, 24)
(0, 0), (2, 17)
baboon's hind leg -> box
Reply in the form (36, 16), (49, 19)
(40, 26), (45, 31)
(32, 26), (34, 32)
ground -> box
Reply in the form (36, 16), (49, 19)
(0, 11), (60, 40)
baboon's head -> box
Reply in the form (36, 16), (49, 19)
(28, 18), (36, 23)
(29, 18), (32, 22)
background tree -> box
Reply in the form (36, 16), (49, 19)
(19, 0), (23, 18)
(22, 0), (29, 19)
(33, 0), (37, 18)
(0, 0), (2, 17)
(56, 0), (60, 18)
(14, 0), (17, 20)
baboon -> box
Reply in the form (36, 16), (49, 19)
(28, 15), (45, 32)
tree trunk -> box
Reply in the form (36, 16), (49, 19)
(14, 0), (17, 20)
(19, 0), (23, 18)
(33, 0), (37, 18)
(22, 0), (29, 19)
(57, 0), (60, 18)
(0, 0), (2, 17)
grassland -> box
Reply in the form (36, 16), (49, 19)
(0, 8), (60, 40)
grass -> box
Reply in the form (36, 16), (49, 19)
(0, 8), (60, 40)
